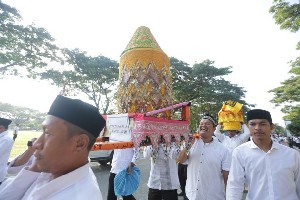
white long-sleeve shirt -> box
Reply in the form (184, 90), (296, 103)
(0, 131), (13, 182)
(226, 140), (300, 200)
(7, 155), (34, 175)
(110, 148), (138, 174)
(0, 163), (102, 200)
(143, 143), (180, 190)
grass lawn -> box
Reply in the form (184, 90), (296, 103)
(9, 131), (42, 159)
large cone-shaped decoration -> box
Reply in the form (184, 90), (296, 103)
(117, 26), (172, 118)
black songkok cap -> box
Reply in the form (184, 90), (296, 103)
(246, 109), (272, 124)
(0, 117), (12, 128)
(48, 95), (106, 138)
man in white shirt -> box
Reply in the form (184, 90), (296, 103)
(177, 114), (231, 200)
(144, 141), (180, 200)
(177, 139), (189, 197)
(0, 95), (106, 200)
(13, 123), (19, 141)
(214, 124), (250, 155)
(107, 148), (139, 200)
(0, 117), (13, 185)
(226, 109), (300, 200)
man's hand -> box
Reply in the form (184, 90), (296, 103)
(27, 138), (37, 153)
(11, 138), (37, 167)
(126, 162), (135, 174)
(177, 148), (189, 164)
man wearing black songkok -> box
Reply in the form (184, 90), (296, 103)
(0, 117), (13, 185)
(177, 114), (231, 200)
(227, 109), (300, 200)
(0, 95), (106, 200)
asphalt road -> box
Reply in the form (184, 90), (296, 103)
(91, 157), (247, 200)
(91, 157), (185, 200)
(92, 142), (292, 199)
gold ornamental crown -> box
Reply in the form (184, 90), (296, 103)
(218, 100), (244, 131)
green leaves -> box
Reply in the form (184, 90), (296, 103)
(269, 0), (300, 32)
(0, 1), (63, 76)
(170, 57), (249, 130)
(269, 0), (300, 135)
(41, 49), (119, 114)
(0, 102), (46, 130)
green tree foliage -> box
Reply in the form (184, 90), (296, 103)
(1, 1), (117, 114)
(40, 49), (119, 114)
(0, 1), (63, 76)
(170, 57), (251, 129)
(274, 123), (285, 135)
(0, 102), (46, 130)
(269, 0), (300, 134)
(269, 0), (300, 32)
(269, 66), (300, 104)
(285, 105), (300, 135)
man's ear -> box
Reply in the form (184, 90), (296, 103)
(73, 134), (89, 152)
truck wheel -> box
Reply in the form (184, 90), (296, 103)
(99, 160), (109, 165)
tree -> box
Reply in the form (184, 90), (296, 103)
(40, 49), (119, 114)
(269, 67), (300, 104)
(273, 123), (285, 135)
(285, 105), (300, 136)
(269, 0), (300, 33)
(0, 102), (46, 130)
(170, 57), (251, 129)
(269, 0), (300, 133)
(0, 1), (63, 76)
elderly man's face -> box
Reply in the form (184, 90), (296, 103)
(198, 119), (215, 137)
(33, 116), (79, 177)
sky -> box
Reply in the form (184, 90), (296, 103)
(1, 0), (299, 126)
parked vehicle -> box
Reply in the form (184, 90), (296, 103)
(89, 150), (114, 166)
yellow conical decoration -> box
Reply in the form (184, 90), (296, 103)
(117, 26), (172, 118)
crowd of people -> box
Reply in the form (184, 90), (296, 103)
(0, 95), (299, 200)
(283, 135), (300, 149)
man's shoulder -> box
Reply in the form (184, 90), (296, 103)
(52, 168), (102, 200)
(234, 141), (251, 151)
(213, 139), (231, 151)
(0, 133), (14, 143)
(275, 142), (299, 153)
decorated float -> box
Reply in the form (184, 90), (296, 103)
(91, 26), (191, 151)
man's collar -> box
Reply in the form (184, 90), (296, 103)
(249, 139), (280, 150)
(202, 136), (214, 144)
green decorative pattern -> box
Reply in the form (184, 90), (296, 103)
(121, 26), (163, 55)
(117, 26), (172, 118)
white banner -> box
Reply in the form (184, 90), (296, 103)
(108, 114), (131, 142)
